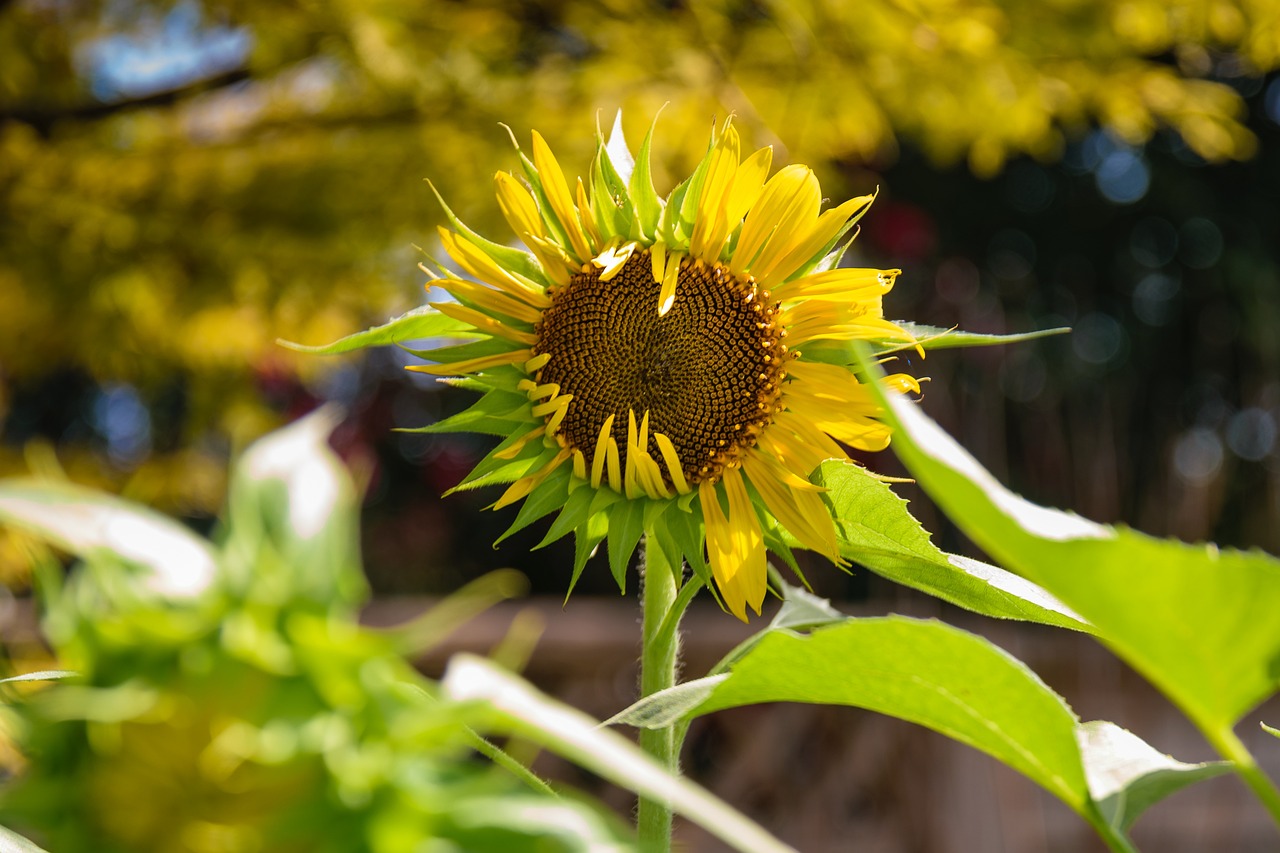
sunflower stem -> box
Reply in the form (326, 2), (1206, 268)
(637, 534), (683, 851)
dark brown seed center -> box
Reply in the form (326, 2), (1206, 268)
(533, 249), (789, 486)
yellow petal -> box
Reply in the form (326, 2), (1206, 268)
(658, 251), (682, 316)
(773, 268), (899, 300)
(494, 171), (545, 242)
(531, 130), (593, 262)
(432, 301), (536, 345)
(731, 165), (820, 277)
(689, 125), (741, 261)
(438, 229), (548, 303)
(590, 413), (616, 488)
(723, 147), (773, 228)
(435, 278), (543, 325)
(755, 194), (874, 287)
(653, 432), (691, 494)
(742, 450), (840, 563)
(700, 469), (766, 621)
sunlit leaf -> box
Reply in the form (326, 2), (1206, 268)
(277, 305), (477, 355)
(813, 461), (1088, 631)
(0, 825), (49, 853)
(441, 654), (796, 853)
(0, 672), (78, 686)
(1078, 721), (1230, 831)
(854, 343), (1280, 733)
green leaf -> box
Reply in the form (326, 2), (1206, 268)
(0, 671), (78, 685)
(693, 617), (1091, 811)
(277, 304), (477, 355)
(606, 499), (645, 591)
(0, 825), (50, 853)
(1264, 722), (1280, 739)
(606, 675), (728, 729)
(224, 406), (366, 609)
(886, 322), (1071, 352)
(802, 323), (1070, 364)
(854, 343), (1280, 732)
(813, 461), (1088, 631)
(1078, 721), (1231, 831)
(0, 480), (217, 600)
(441, 655), (795, 853)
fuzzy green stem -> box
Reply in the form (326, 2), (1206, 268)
(1205, 723), (1280, 827)
(636, 535), (682, 851)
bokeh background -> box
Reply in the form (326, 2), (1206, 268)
(4, 0), (1280, 849)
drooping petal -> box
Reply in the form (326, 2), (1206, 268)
(700, 468), (766, 621)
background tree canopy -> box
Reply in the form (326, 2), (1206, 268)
(2, 0), (1279, 592)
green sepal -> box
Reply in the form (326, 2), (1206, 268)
(535, 482), (599, 550)
(494, 464), (574, 546)
(462, 364), (529, 393)
(568, 511), (609, 600)
(649, 515), (688, 585)
(606, 499), (646, 591)
(661, 499), (712, 591)
(428, 181), (552, 289)
(628, 112), (664, 241)
(447, 438), (551, 494)
(400, 336), (523, 364)
(397, 390), (531, 437)
(591, 139), (639, 242)
(658, 175), (693, 247)
(673, 122), (720, 243)
(277, 305), (478, 355)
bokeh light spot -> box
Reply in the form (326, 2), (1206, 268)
(1227, 408), (1277, 461)
(1174, 428), (1224, 484)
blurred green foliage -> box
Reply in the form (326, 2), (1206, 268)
(0, 410), (631, 852)
(2, 0), (1279, 522)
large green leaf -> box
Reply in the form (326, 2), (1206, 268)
(671, 614), (1224, 848)
(813, 461), (1088, 631)
(442, 654), (796, 853)
(277, 304), (477, 355)
(853, 344), (1280, 733)
(694, 617), (1091, 811)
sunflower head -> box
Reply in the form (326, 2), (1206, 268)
(413, 114), (921, 620)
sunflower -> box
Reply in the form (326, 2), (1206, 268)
(412, 114), (920, 620)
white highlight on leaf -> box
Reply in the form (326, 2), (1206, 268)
(1076, 719), (1225, 811)
(947, 554), (1086, 624)
(0, 492), (216, 599)
(888, 396), (1111, 542)
(606, 110), (635, 186)
(243, 405), (345, 539)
